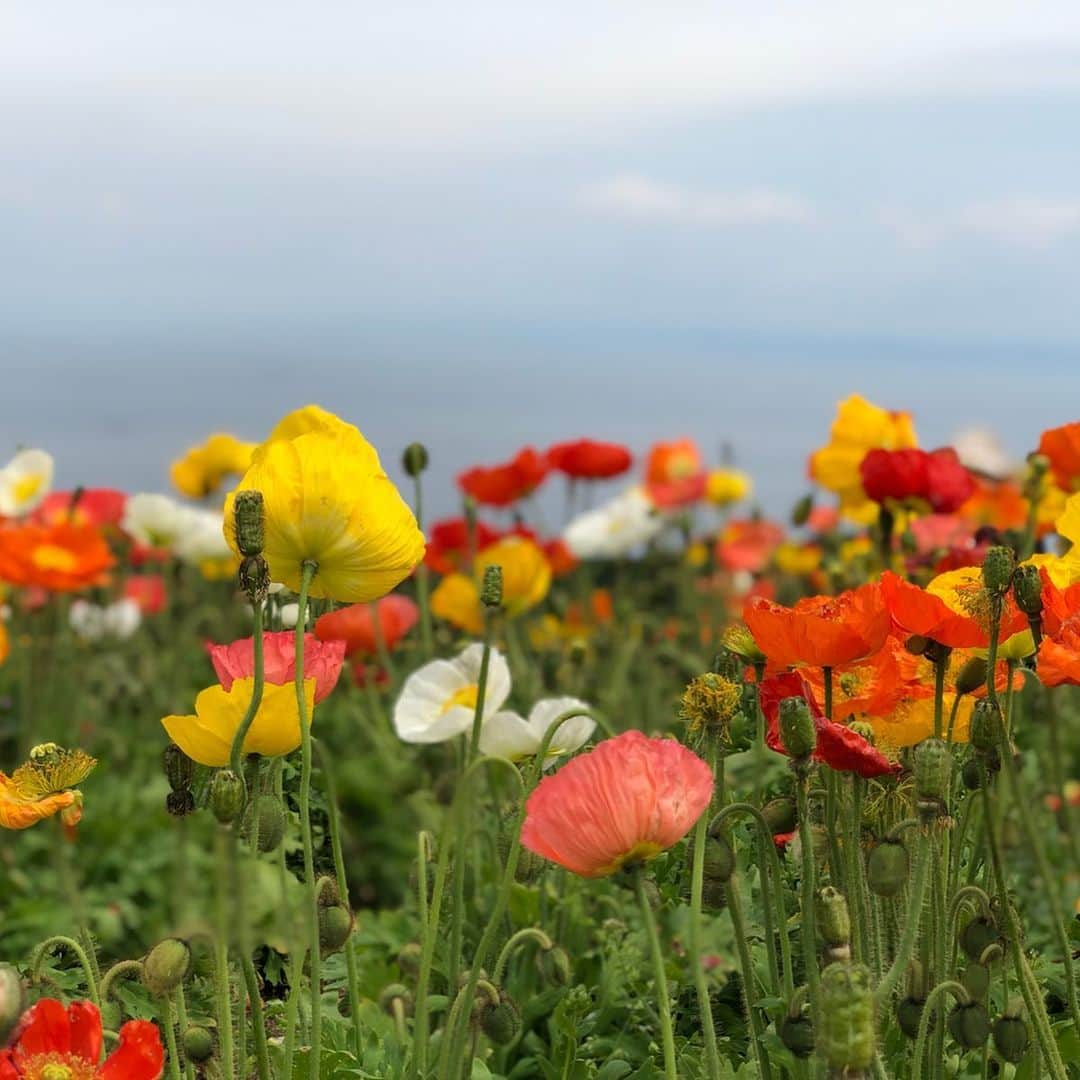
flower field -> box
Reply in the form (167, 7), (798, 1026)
(0, 397), (1078, 1079)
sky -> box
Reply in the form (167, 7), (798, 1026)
(3, 3), (1080, 516)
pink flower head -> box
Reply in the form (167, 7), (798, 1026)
(520, 730), (714, 878)
(208, 631), (345, 703)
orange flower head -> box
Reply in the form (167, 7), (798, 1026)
(0, 743), (96, 831)
(1038, 421), (1080, 492)
(0, 522), (114, 593)
(314, 595), (419, 658)
(457, 448), (549, 507)
(644, 438), (707, 507)
(802, 636), (907, 720)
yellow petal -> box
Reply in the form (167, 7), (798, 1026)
(431, 573), (484, 634)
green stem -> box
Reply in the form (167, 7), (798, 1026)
(161, 992), (183, 1080)
(911, 981), (970, 1080)
(873, 828), (931, 1010)
(492, 928), (553, 986)
(174, 987), (196, 1080)
(213, 829), (236, 1079)
(413, 472), (434, 658)
(29, 935), (100, 1008)
(229, 599), (264, 780)
(724, 877), (773, 1080)
(635, 868), (678, 1080)
(794, 767), (822, 1022)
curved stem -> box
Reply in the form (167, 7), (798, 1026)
(492, 928), (553, 986)
(29, 935), (100, 1008)
(99, 960), (143, 1003)
(212, 828), (236, 1079)
(911, 981), (970, 1080)
(636, 869), (678, 1080)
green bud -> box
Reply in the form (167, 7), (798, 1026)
(992, 1014), (1029, 1064)
(480, 565), (503, 608)
(961, 758), (983, 791)
(954, 657), (988, 696)
(0, 964), (25, 1046)
(209, 769), (245, 825)
(762, 796), (798, 835)
(163, 743), (195, 793)
(790, 493), (814, 528)
(701, 834), (735, 885)
(233, 490), (265, 558)
(536, 945), (572, 986)
(959, 915), (999, 961)
(778, 1014), (815, 1058)
(479, 991), (522, 1046)
(238, 554), (270, 603)
(897, 997), (929, 1040)
(820, 963), (875, 1071)
(817, 887), (851, 948)
(867, 839), (909, 897)
(982, 546), (1016, 594)
(961, 963), (990, 1001)
(1012, 563), (1043, 618)
(182, 1025), (215, 1063)
(242, 794), (286, 852)
(914, 737), (951, 808)
(318, 905), (354, 953)
(379, 983), (414, 1016)
(401, 443), (429, 477)
(142, 938), (192, 996)
(779, 696), (817, 760)
(969, 700), (1001, 754)
(947, 1002), (990, 1049)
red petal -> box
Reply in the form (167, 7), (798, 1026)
(0, 1050), (20, 1080)
(99, 1020), (165, 1080)
(11, 998), (71, 1058)
(67, 1001), (103, 1063)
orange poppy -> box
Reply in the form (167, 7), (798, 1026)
(644, 438), (707, 507)
(743, 582), (890, 669)
(801, 635), (907, 719)
(0, 521), (114, 592)
(1038, 421), (1080, 492)
(958, 477), (1028, 533)
(1036, 621), (1080, 686)
(716, 519), (785, 574)
(457, 447), (549, 508)
(314, 594), (420, 658)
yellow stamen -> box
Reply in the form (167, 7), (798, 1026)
(440, 684), (479, 715)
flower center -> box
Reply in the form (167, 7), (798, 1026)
(22, 1054), (96, 1080)
(31, 544), (78, 573)
(440, 683), (479, 715)
(14, 473), (44, 505)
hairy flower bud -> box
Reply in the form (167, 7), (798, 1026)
(914, 737), (951, 811)
(981, 546), (1016, 595)
(817, 887), (851, 948)
(867, 839), (909, 897)
(820, 963), (875, 1071)
(233, 490), (265, 558)
(536, 945), (572, 986)
(762, 796), (798, 835)
(779, 696), (817, 760)
(947, 1002), (990, 1049)
(163, 743), (195, 794)
(992, 1013), (1029, 1064)
(166, 789), (196, 817)
(0, 965), (25, 1046)
(700, 834), (736, 885)
(182, 1026), (215, 1064)
(479, 991), (522, 1046)
(397, 943), (422, 979)
(318, 904), (354, 953)
(1012, 563), (1043, 618)
(954, 657), (988, 697)
(142, 938), (192, 996)
(209, 769), (245, 825)
(238, 555), (270, 603)
(378, 983), (414, 1017)
(960, 915), (999, 961)
(401, 442), (429, 477)
(778, 1013), (815, 1058)
(480, 565), (503, 608)
(242, 794), (286, 853)
(897, 997), (928, 1040)
(969, 700), (1001, 754)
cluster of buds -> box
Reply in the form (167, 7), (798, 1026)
(316, 876), (354, 955)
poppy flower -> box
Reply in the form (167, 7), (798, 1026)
(0, 450), (54, 519)
(479, 696), (596, 766)
(123, 575), (167, 616)
(859, 447), (975, 515)
(563, 487), (664, 559)
(705, 468), (752, 506)
(957, 477), (1028, 533)
(424, 517), (504, 575)
(33, 489), (127, 530)
(0, 522), (114, 593)
(170, 432), (256, 499)
(801, 636), (907, 720)
(457, 448), (549, 508)
(69, 599), (141, 642)
(520, 730), (713, 878)
(546, 439), (632, 480)
(314, 595), (419, 658)
(0, 744), (96, 832)
(0, 997), (163, 1079)
(717, 519), (785, 574)
(1038, 421), (1080, 492)
(208, 631), (345, 703)
(644, 438), (707, 508)
(743, 583), (890, 670)
(757, 672), (898, 778)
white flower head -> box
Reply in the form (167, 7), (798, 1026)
(122, 493), (192, 549)
(0, 449), (54, 517)
(70, 598), (142, 641)
(563, 486), (664, 560)
(479, 696), (595, 767)
(394, 643), (512, 744)
(174, 506), (233, 564)
(951, 427), (1016, 480)
(69, 600), (106, 641)
(102, 598), (142, 639)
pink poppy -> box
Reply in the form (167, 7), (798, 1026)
(208, 631), (345, 703)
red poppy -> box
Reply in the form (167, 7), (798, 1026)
(123, 575), (167, 616)
(1038, 421), (1080, 491)
(644, 438), (707, 508)
(743, 583), (890, 669)
(208, 631), (346, 702)
(758, 671), (899, 778)
(314, 595), (420, 658)
(32, 489), (127, 530)
(423, 517), (503, 575)
(0, 998), (163, 1079)
(542, 537), (579, 577)
(860, 447), (975, 514)
(457, 447), (549, 507)
(717, 519), (785, 574)
(547, 439), (632, 480)
(0, 522), (114, 593)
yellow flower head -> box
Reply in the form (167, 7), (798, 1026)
(0, 743), (96, 830)
(225, 412), (425, 603)
(1027, 489), (1080, 588)
(705, 468), (752, 507)
(162, 677), (316, 767)
(171, 433), (257, 499)
(866, 695), (973, 750)
(808, 394), (918, 523)
(264, 404), (350, 445)
(774, 541), (823, 577)
(927, 567), (1035, 659)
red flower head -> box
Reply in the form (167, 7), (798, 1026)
(860, 447), (975, 514)
(457, 448), (549, 508)
(0, 998), (163, 1079)
(1038, 421), (1080, 491)
(314, 594), (419, 658)
(758, 672), (899, 778)
(716, 519), (785, 574)
(546, 439), (633, 480)
(645, 438), (707, 507)
(123, 575), (167, 616)
(0, 522), (115, 593)
(423, 517), (503, 575)
(743, 583), (891, 669)
(32, 490), (127, 530)
(541, 537), (579, 578)
(207, 631), (345, 703)
(521, 730), (713, 878)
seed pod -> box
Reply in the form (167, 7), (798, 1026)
(166, 789), (196, 817)
(238, 555), (270, 602)
(242, 794), (286, 852)
(233, 490), (265, 558)
(762, 797), (798, 835)
(702, 835), (735, 885)
(401, 443), (429, 477)
(778, 1014), (815, 1058)
(867, 839), (909, 897)
(209, 770), (245, 825)
(817, 887), (851, 949)
(914, 737), (951, 806)
(480, 565), (503, 608)
(992, 1015), (1029, 1064)
(897, 997), (929, 1040)
(959, 916), (999, 961)
(947, 1002), (990, 1049)
(819, 963), (875, 1071)
(954, 657), (988, 696)
(318, 905), (354, 953)
(961, 964), (990, 1001)
(969, 700), (1001, 754)
(1012, 564), (1043, 618)
(142, 938), (192, 996)
(163, 743), (195, 793)
(182, 1026), (215, 1063)
(0, 964), (25, 1046)
(779, 696), (817, 760)
(379, 983), (414, 1017)
(536, 945), (572, 986)
(480, 991), (522, 1046)
(982, 546), (1016, 594)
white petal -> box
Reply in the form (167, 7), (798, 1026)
(103, 599), (142, 639)
(452, 643), (511, 717)
(478, 711), (538, 760)
(528, 697), (595, 765)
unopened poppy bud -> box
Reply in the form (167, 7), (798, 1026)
(992, 1012), (1029, 1064)
(142, 938), (192, 996)
(969, 700), (1000, 754)
(209, 769), (245, 824)
(790, 493), (814, 528)
(961, 963), (990, 1001)
(680, 673), (742, 736)
(779, 696), (817, 760)
(721, 624), (765, 663)
(700, 834), (735, 885)
(1026, 452), (1050, 482)
(778, 1013), (815, 1058)
(897, 997), (929, 1040)
(960, 915), (999, 961)
(238, 555), (270, 603)
(820, 963), (875, 1072)
(163, 742), (195, 793)
(867, 839), (909, 897)
(182, 1026), (215, 1063)
(233, 490), (265, 557)
(401, 442), (429, 477)
(397, 943), (422, 978)
(0, 964), (25, 1045)
(947, 1001), (990, 1049)
(318, 904), (354, 953)
(817, 887), (851, 948)
(954, 657), (988, 696)
(166, 790), (195, 817)
(961, 758), (983, 791)
(981, 546), (1015, 595)
(480, 565), (503, 608)
(536, 945), (571, 986)
(242, 794), (286, 852)
(379, 983), (414, 1017)
(1012, 563), (1043, 618)
(479, 991), (522, 1046)
(762, 796), (797, 835)
(914, 737), (951, 808)
(905, 635), (931, 657)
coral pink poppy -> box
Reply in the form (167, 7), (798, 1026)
(457, 448), (549, 508)
(32, 489), (127, 530)
(123, 575), (167, 616)
(0, 998), (163, 1079)
(644, 438), (707, 508)
(207, 631), (345, 703)
(521, 730), (713, 878)
(547, 438), (633, 480)
(314, 595), (419, 658)
(716, 519), (785, 574)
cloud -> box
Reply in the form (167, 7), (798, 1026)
(881, 198), (1080, 249)
(580, 174), (815, 227)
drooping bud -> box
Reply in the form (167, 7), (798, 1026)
(209, 769), (245, 825)
(779, 696), (817, 761)
(960, 963), (990, 1001)
(947, 1002), (990, 1049)
(182, 1026), (215, 1063)
(959, 915), (999, 961)
(762, 797), (798, 835)
(142, 938), (192, 996)
(680, 673), (741, 737)
(163, 743), (195, 793)
(817, 887), (851, 949)
(536, 945), (572, 986)
(961, 758), (983, 791)
(479, 991), (522, 1046)
(954, 657), (988, 696)
(0, 964), (25, 1046)
(820, 963), (875, 1072)
(700, 834), (736, 885)
(166, 790), (196, 817)
(790, 493), (814, 528)
(897, 997), (928, 1040)
(905, 635), (931, 657)
(867, 839), (909, 897)
(378, 983), (414, 1017)
(992, 1009), (1029, 1064)
(981, 546), (1016, 595)
(914, 737), (951, 814)
(401, 443), (429, 477)
(233, 490), (265, 558)
(1013, 562), (1043, 619)
(778, 1013), (815, 1058)
(242, 794), (286, 853)
(238, 555), (270, 603)
(480, 565), (503, 608)
(318, 905), (354, 953)
(969, 700), (1001, 754)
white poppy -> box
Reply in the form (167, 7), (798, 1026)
(102, 598), (142, 639)
(479, 696), (594, 767)
(122, 493), (192, 549)
(951, 428), (1015, 480)
(563, 486), (664, 560)
(174, 506), (233, 564)
(0, 449), (54, 517)
(394, 643), (512, 744)
(69, 600), (106, 641)
(70, 598), (141, 641)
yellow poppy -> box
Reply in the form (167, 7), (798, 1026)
(705, 468), (752, 506)
(774, 541), (823, 576)
(867, 694), (973, 749)
(1027, 490), (1080, 588)
(162, 678), (316, 767)
(927, 567), (1035, 659)
(171, 433), (257, 499)
(0, 744), (95, 830)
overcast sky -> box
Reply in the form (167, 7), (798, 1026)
(3, 3), (1079, 512)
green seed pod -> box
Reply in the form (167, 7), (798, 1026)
(209, 769), (245, 825)
(480, 991), (522, 1046)
(954, 657), (988, 696)
(163, 743), (195, 793)
(242, 794), (286, 853)
(961, 964), (990, 1001)
(969, 700), (1001, 754)
(318, 905), (354, 953)
(779, 696), (817, 760)
(238, 555), (270, 602)
(702, 835), (736, 885)
(142, 938), (192, 996)
(778, 1014), (815, 1058)
(397, 943), (422, 979)
(233, 490), (265, 557)
(960, 916), (999, 961)
(982, 546), (1016, 594)
(536, 945), (571, 986)
(1012, 564), (1043, 618)
(866, 839), (909, 897)
(0, 964), (25, 1046)
(182, 1025), (215, 1064)
(166, 789), (196, 817)
(819, 963), (875, 1071)
(817, 887), (851, 948)
(790, 493), (814, 528)
(379, 982), (414, 1017)
(947, 1002), (990, 1049)
(762, 796), (798, 835)
(897, 997), (929, 1040)
(401, 442), (430, 477)
(992, 1015), (1029, 1064)
(914, 737), (951, 804)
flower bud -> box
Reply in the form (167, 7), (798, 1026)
(142, 938), (192, 996)
(397, 943), (422, 979)
(0, 964), (25, 1046)
(182, 1026), (215, 1063)
(318, 904), (354, 953)
(535, 945), (571, 986)
(867, 839), (909, 897)
(817, 887), (851, 948)
(790, 493), (814, 528)
(238, 555), (270, 603)
(779, 696), (817, 760)
(969, 700), (1001, 754)
(897, 997), (929, 1040)
(992, 1013), (1029, 1064)
(233, 491), (265, 558)
(778, 1013), (815, 1058)
(961, 758), (983, 791)
(981, 546), (1015, 595)
(163, 743), (195, 793)
(242, 794), (286, 853)
(480, 565), (503, 608)
(700, 834), (735, 885)
(954, 657), (988, 696)
(820, 963), (875, 1072)
(914, 737), (951, 808)
(960, 963), (990, 1001)
(762, 797), (798, 835)
(166, 789), (196, 817)
(209, 770), (245, 825)
(1012, 563), (1043, 618)
(680, 673), (741, 736)
(905, 635), (931, 657)
(479, 991), (522, 1046)
(959, 915), (999, 961)
(947, 1002), (990, 1049)
(401, 443), (429, 477)
(721, 625), (765, 663)
(702, 877), (727, 912)
(379, 983), (414, 1017)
